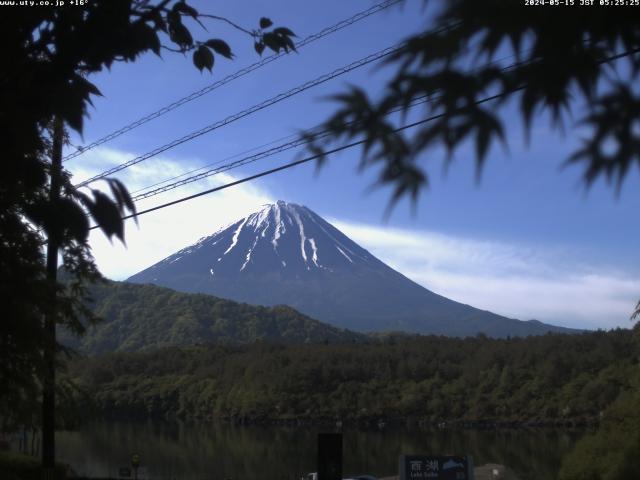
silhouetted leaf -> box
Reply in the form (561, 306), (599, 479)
(169, 20), (193, 49)
(274, 27), (296, 38)
(284, 36), (297, 53)
(254, 41), (265, 56)
(56, 74), (101, 133)
(259, 17), (273, 29)
(167, 8), (181, 26)
(74, 74), (102, 99)
(105, 178), (137, 224)
(173, 1), (198, 19)
(205, 39), (233, 59)
(134, 22), (161, 56)
(85, 190), (124, 243)
(58, 198), (90, 243)
(262, 32), (280, 53)
(193, 45), (214, 72)
(149, 9), (167, 32)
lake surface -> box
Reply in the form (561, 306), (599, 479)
(56, 421), (586, 480)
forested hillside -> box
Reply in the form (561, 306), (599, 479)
(66, 327), (638, 423)
(60, 280), (365, 354)
(559, 384), (640, 480)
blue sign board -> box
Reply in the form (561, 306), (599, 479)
(399, 455), (474, 480)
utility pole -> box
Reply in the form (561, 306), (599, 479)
(42, 117), (63, 479)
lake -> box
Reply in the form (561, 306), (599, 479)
(56, 421), (586, 480)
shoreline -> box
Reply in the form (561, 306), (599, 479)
(69, 414), (598, 430)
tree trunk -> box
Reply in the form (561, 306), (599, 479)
(42, 117), (63, 478)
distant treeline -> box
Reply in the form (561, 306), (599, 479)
(65, 327), (638, 424)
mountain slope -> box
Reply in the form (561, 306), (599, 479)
(128, 201), (576, 337)
(61, 280), (365, 354)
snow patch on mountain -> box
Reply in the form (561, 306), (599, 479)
(289, 206), (308, 263)
(241, 236), (259, 271)
(309, 238), (320, 267)
(336, 245), (353, 263)
(224, 217), (248, 255)
(272, 202), (284, 249)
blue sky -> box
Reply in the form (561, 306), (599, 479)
(65, 0), (640, 330)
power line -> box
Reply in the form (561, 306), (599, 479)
(130, 96), (436, 202)
(62, 0), (404, 162)
(85, 48), (640, 228)
(128, 50), (528, 202)
(130, 132), (327, 201)
(90, 90), (509, 229)
(75, 20), (462, 188)
(75, 41), (405, 188)
(128, 130), (300, 195)
(98, 140), (372, 226)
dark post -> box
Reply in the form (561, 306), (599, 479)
(317, 433), (342, 480)
(42, 117), (63, 479)
(132, 453), (141, 480)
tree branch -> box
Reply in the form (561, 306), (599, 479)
(195, 13), (254, 37)
(178, 12), (208, 32)
(161, 44), (189, 53)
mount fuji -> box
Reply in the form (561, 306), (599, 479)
(128, 201), (574, 337)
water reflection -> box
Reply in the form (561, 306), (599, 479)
(56, 421), (585, 480)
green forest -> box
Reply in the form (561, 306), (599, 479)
(58, 326), (640, 479)
(66, 327), (638, 424)
(59, 280), (365, 354)
(7, 280), (640, 480)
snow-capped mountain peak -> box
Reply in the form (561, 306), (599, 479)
(154, 201), (375, 278)
(128, 200), (575, 337)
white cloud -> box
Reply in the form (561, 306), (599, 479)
(332, 220), (640, 330)
(66, 148), (639, 330)
(68, 147), (273, 280)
